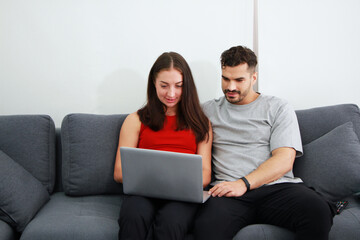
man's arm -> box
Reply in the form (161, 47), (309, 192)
(208, 147), (296, 197)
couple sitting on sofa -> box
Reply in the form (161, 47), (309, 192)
(113, 46), (336, 240)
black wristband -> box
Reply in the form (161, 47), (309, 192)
(241, 177), (251, 192)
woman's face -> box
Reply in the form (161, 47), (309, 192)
(154, 68), (183, 115)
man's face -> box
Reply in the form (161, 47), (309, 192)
(221, 63), (257, 105)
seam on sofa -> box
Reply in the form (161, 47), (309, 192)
(0, 207), (17, 226)
(350, 104), (360, 140)
(67, 114), (73, 195)
(47, 115), (51, 194)
(66, 114), (71, 194)
(348, 209), (360, 225)
(62, 114), (71, 194)
(260, 225), (268, 240)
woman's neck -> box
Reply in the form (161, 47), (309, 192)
(165, 106), (177, 116)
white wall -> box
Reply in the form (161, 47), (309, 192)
(258, 0), (360, 110)
(0, 0), (253, 126)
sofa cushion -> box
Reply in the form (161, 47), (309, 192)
(329, 196), (360, 240)
(294, 122), (360, 202)
(61, 114), (127, 196)
(0, 150), (50, 232)
(233, 224), (294, 240)
(0, 115), (56, 193)
(0, 220), (17, 240)
(20, 192), (123, 240)
(296, 104), (360, 145)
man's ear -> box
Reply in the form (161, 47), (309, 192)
(252, 71), (258, 84)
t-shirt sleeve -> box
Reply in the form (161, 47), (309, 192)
(270, 102), (303, 157)
(201, 100), (214, 118)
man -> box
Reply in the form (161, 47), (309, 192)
(194, 46), (335, 240)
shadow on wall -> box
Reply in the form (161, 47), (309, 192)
(190, 61), (222, 103)
(97, 68), (147, 115)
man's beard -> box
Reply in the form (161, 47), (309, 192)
(224, 89), (244, 104)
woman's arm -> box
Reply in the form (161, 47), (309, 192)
(196, 122), (213, 188)
(113, 112), (141, 183)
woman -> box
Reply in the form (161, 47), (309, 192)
(114, 52), (212, 240)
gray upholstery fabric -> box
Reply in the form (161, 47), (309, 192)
(21, 192), (123, 240)
(294, 122), (360, 202)
(329, 196), (360, 240)
(61, 114), (127, 196)
(295, 104), (360, 145)
(0, 220), (17, 240)
(0, 115), (56, 193)
(233, 224), (295, 240)
(0, 150), (50, 232)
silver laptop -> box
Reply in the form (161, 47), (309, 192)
(120, 147), (210, 203)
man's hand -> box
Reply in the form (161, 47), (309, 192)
(208, 180), (247, 197)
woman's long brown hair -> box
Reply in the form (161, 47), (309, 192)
(137, 52), (209, 143)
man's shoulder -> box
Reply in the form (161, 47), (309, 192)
(258, 94), (291, 110)
(202, 97), (225, 109)
(258, 94), (297, 124)
(260, 94), (288, 105)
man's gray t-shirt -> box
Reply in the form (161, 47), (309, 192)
(202, 94), (303, 186)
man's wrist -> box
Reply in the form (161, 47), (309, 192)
(241, 177), (251, 192)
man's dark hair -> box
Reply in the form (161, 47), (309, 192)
(220, 46), (257, 71)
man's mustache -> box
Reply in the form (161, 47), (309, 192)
(224, 89), (241, 94)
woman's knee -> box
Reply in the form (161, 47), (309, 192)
(119, 196), (157, 224)
(194, 197), (252, 240)
(153, 201), (199, 239)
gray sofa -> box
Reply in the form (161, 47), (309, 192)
(1, 104), (360, 240)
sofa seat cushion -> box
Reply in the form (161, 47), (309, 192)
(233, 224), (294, 240)
(0, 115), (56, 193)
(61, 114), (127, 196)
(0, 220), (18, 240)
(329, 196), (360, 240)
(20, 192), (123, 240)
(0, 150), (50, 232)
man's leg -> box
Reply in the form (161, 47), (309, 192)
(152, 200), (199, 240)
(118, 196), (158, 240)
(194, 196), (256, 240)
(256, 183), (335, 240)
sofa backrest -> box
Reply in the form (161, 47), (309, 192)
(295, 104), (360, 145)
(294, 104), (360, 201)
(0, 115), (56, 194)
(60, 113), (128, 196)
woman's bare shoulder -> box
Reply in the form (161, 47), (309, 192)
(122, 112), (141, 129)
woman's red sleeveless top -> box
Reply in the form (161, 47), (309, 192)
(137, 115), (197, 154)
